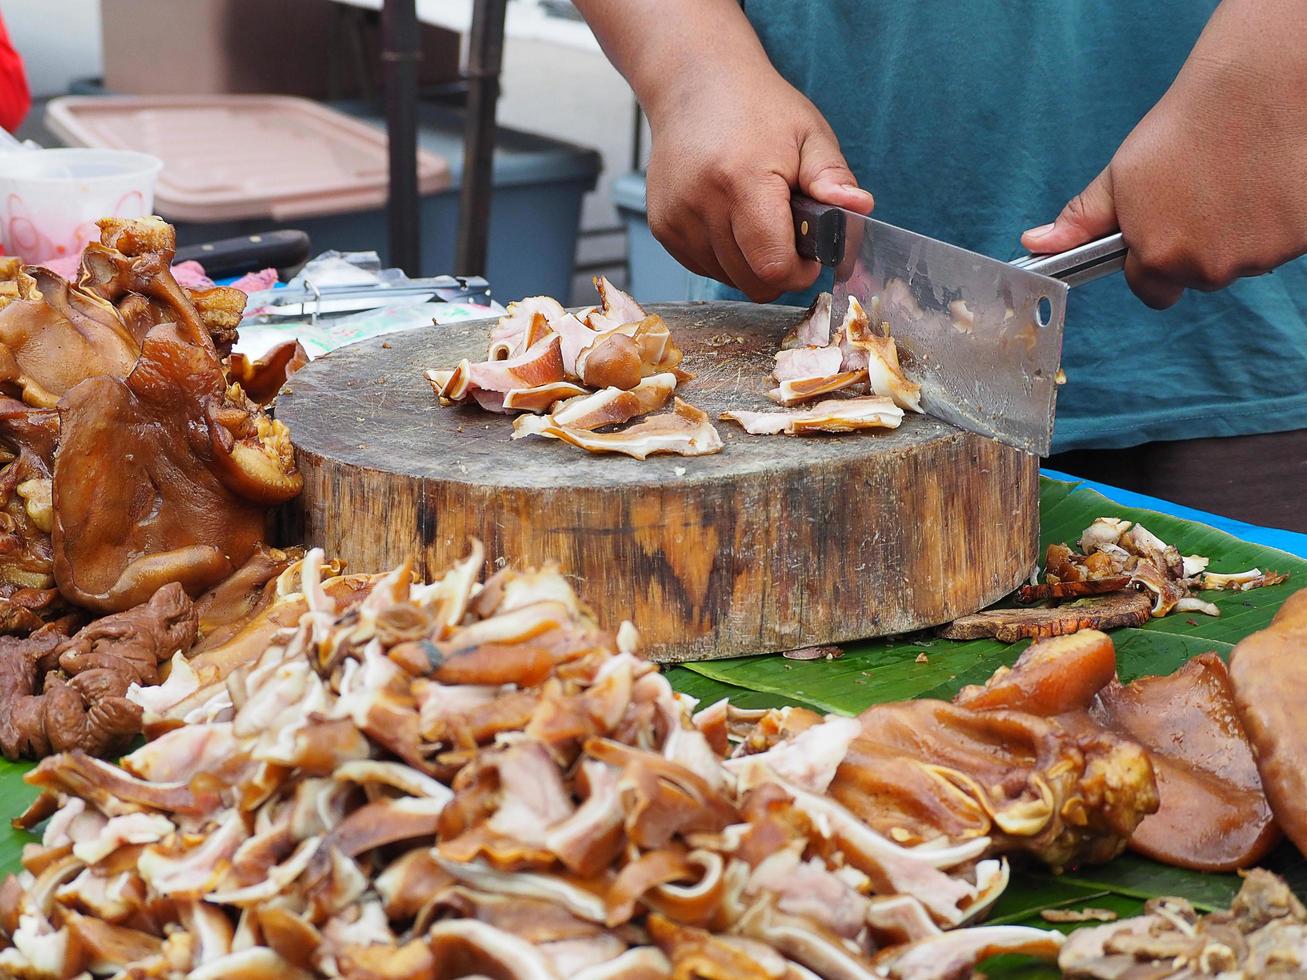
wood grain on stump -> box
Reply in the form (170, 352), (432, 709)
(278, 302), (1038, 662)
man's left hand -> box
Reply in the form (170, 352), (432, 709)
(1021, 0), (1307, 309)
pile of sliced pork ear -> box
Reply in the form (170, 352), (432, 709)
(721, 292), (923, 436)
(0, 545), (1077, 980)
(425, 278), (722, 460)
(942, 516), (1289, 641)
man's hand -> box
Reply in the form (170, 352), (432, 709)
(643, 71), (872, 302)
(1021, 0), (1307, 309)
(574, 0), (872, 302)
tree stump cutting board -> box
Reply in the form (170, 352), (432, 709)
(277, 302), (1038, 662)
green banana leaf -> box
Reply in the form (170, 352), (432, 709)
(669, 475), (1307, 975)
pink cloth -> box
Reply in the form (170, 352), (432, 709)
(39, 253), (81, 280)
(170, 260), (213, 290)
(229, 268), (279, 294)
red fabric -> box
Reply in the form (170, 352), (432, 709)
(0, 14), (29, 134)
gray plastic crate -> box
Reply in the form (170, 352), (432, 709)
(613, 171), (692, 303)
(164, 101), (599, 302)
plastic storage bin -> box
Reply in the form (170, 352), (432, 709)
(46, 96), (601, 302)
(613, 171), (692, 302)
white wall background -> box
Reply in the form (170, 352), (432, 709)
(0, 0), (102, 97)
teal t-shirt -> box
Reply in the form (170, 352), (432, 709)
(692, 0), (1307, 452)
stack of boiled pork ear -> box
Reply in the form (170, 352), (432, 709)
(425, 277), (724, 460)
(721, 292), (925, 436)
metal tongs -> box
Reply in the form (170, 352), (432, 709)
(257, 274), (493, 324)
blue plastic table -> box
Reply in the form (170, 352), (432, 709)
(1042, 468), (1307, 560)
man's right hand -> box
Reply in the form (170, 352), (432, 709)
(644, 72), (872, 302)
(573, 0), (872, 302)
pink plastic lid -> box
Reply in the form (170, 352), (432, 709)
(45, 95), (451, 222)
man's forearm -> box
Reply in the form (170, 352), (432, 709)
(572, 0), (777, 124)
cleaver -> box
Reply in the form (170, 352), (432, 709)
(792, 195), (1126, 456)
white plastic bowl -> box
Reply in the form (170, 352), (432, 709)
(0, 148), (162, 265)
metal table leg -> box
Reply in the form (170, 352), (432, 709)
(456, 0), (508, 278)
(383, 0), (421, 275)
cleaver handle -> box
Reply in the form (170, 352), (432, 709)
(791, 195), (846, 266)
(1010, 233), (1127, 288)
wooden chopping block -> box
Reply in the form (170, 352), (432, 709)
(277, 301), (1038, 662)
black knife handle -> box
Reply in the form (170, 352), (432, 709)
(175, 230), (312, 279)
(791, 194), (845, 267)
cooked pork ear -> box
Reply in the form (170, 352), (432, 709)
(53, 323), (301, 612)
(768, 369), (867, 406)
(1092, 653), (1279, 871)
(577, 333), (643, 390)
(513, 398), (722, 460)
(874, 925), (1064, 979)
(225, 340), (309, 406)
(468, 335), (566, 394)
(722, 396), (903, 436)
(1058, 870), (1304, 979)
(780, 292), (833, 349)
(1229, 588), (1307, 859)
(191, 544), (304, 650)
(79, 218), (244, 357)
(587, 275), (647, 331)
(939, 590), (1153, 642)
(548, 312), (600, 377)
(959, 631), (1277, 872)
(836, 297), (922, 412)
(502, 382), (589, 414)
(772, 345), (843, 384)
(548, 374), (677, 430)
(0, 268), (140, 408)
(491, 296), (568, 352)
(824, 698), (1157, 871)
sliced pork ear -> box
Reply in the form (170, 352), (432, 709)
(781, 292), (833, 349)
(63, 911), (163, 974)
(467, 335), (566, 394)
(513, 398), (723, 460)
(502, 382), (589, 414)
(772, 345), (843, 384)
(768, 369), (867, 406)
(577, 333), (644, 390)
(836, 297), (922, 412)
(426, 360), (471, 402)
(427, 919), (560, 980)
(872, 925), (1063, 979)
(491, 296), (568, 351)
(721, 396), (903, 436)
(546, 312), (598, 378)
(626, 315), (685, 376)
(471, 389), (508, 414)
(588, 275), (647, 330)
(550, 373), (677, 431)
